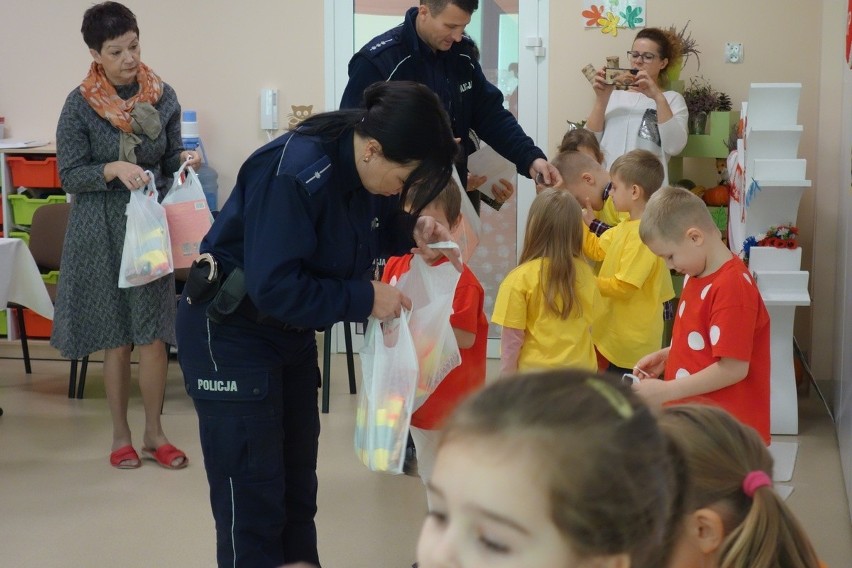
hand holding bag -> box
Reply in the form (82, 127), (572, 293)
(162, 159), (213, 268)
(118, 171), (174, 288)
(354, 310), (418, 474)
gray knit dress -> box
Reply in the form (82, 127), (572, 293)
(51, 82), (183, 359)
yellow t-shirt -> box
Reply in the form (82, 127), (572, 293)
(583, 220), (675, 368)
(492, 257), (601, 371)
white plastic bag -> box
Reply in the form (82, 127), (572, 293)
(162, 159), (213, 268)
(390, 255), (461, 409)
(118, 171), (174, 288)
(354, 311), (418, 474)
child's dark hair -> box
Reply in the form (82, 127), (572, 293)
(610, 149), (664, 200)
(441, 370), (689, 567)
(406, 177), (462, 229)
(558, 128), (604, 163)
(660, 405), (821, 568)
(81, 1), (139, 52)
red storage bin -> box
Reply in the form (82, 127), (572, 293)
(6, 156), (60, 188)
(22, 308), (53, 338)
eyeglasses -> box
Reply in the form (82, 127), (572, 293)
(627, 50), (659, 62)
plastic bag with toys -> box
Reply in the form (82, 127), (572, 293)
(354, 310), (418, 473)
(118, 171), (174, 288)
(162, 158), (213, 269)
(388, 254), (461, 409)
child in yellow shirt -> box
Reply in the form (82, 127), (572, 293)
(492, 189), (601, 373)
(582, 149), (674, 373)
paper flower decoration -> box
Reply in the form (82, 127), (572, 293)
(582, 4), (605, 27)
(620, 5), (643, 28)
(598, 12), (621, 36)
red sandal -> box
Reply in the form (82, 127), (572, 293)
(141, 444), (189, 470)
(110, 445), (141, 469)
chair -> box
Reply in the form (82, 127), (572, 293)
(321, 322), (356, 414)
(10, 202), (89, 398)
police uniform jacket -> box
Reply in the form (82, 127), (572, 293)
(200, 129), (411, 330)
(340, 6), (545, 184)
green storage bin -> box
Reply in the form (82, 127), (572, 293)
(7, 194), (66, 226)
(0, 310), (7, 336)
(707, 206), (728, 233)
(8, 230), (30, 245)
(41, 271), (60, 285)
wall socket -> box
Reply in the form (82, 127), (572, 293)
(725, 42), (743, 64)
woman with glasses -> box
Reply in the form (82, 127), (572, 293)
(585, 27), (688, 185)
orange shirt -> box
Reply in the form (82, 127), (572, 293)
(382, 255), (488, 429)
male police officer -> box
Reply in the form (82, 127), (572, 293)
(340, 0), (561, 212)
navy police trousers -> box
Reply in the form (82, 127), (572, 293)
(176, 296), (322, 568)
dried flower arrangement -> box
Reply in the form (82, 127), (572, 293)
(668, 20), (701, 69)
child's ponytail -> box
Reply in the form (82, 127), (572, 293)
(660, 405), (821, 568)
(719, 471), (820, 568)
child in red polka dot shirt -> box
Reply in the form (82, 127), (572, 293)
(633, 187), (770, 443)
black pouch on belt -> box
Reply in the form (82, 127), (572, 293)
(184, 253), (221, 305)
(206, 267), (247, 325)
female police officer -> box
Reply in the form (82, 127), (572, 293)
(175, 81), (459, 568)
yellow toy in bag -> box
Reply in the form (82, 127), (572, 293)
(118, 170), (174, 288)
(354, 310), (418, 473)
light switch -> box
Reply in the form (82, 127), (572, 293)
(725, 42), (743, 64)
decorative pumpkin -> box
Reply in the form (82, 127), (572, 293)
(703, 184), (729, 206)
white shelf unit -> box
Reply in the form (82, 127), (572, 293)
(731, 83), (810, 436)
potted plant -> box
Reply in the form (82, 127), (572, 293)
(683, 76), (726, 134)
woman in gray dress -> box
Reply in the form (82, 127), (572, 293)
(53, 1), (199, 469)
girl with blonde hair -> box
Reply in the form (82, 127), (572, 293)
(660, 405), (822, 568)
(492, 188), (601, 373)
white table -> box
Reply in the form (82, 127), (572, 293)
(0, 237), (54, 324)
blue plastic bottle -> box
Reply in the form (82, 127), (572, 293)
(181, 110), (219, 212)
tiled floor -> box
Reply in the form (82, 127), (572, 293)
(0, 338), (850, 567)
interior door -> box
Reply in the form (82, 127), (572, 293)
(325, 0), (550, 357)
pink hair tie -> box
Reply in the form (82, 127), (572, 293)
(742, 470), (772, 498)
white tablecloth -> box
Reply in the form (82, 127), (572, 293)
(0, 237), (54, 319)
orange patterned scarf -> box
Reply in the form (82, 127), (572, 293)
(79, 61), (163, 133)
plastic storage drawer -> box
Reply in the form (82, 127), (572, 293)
(7, 194), (66, 226)
(22, 308), (52, 338)
(6, 156), (60, 188)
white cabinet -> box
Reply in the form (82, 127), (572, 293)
(730, 84), (811, 436)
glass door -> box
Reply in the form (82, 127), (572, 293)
(325, 0), (550, 357)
